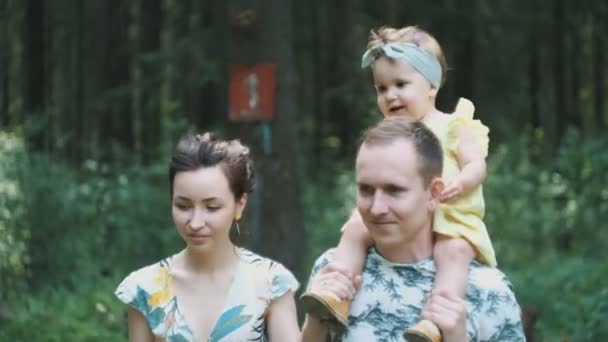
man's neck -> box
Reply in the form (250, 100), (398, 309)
(375, 227), (434, 264)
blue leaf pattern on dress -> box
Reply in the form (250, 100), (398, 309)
(209, 305), (253, 342)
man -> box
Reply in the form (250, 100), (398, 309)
(301, 117), (525, 341)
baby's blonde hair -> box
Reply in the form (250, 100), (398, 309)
(368, 26), (448, 87)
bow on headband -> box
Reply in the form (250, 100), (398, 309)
(361, 42), (442, 88)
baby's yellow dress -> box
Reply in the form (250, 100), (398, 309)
(427, 98), (496, 267)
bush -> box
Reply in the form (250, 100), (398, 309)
(20, 156), (178, 289)
(0, 131), (29, 300)
(0, 277), (127, 341)
(508, 257), (608, 341)
(486, 129), (608, 266)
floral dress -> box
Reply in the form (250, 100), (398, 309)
(115, 248), (299, 342)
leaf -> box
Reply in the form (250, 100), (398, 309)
(208, 305), (253, 342)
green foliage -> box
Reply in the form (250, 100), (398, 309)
(20, 155), (178, 288)
(0, 131), (29, 299)
(0, 277), (126, 341)
(509, 257), (608, 341)
(486, 128), (608, 266)
(0, 136), (182, 339)
(302, 171), (357, 271)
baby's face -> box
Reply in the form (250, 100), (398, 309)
(372, 57), (437, 120)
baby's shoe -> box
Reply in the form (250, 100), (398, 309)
(300, 291), (349, 328)
(403, 319), (442, 342)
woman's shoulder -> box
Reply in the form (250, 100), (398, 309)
(115, 256), (174, 304)
(239, 248), (291, 273)
(123, 256), (172, 283)
(238, 248), (300, 300)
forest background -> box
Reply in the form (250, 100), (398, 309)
(1, 0), (607, 340)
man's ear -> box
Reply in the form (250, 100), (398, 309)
(428, 177), (444, 211)
(235, 193), (248, 220)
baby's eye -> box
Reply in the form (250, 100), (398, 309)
(376, 85), (387, 93)
(396, 80), (409, 88)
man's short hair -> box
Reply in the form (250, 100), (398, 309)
(360, 117), (443, 186)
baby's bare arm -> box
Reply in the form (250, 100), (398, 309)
(333, 209), (373, 277)
(455, 125), (487, 193)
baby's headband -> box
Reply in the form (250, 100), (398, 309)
(361, 42), (442, 88)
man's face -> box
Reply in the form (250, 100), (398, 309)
(356, 138), (435, 250)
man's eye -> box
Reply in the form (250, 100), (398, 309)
(175, 203), (190, 210)
(359, 185), (373, 195)
(386, 186), (407, 195)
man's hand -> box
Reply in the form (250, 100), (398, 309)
(422, 290), (468, 342)
(309, 262), (361, 301)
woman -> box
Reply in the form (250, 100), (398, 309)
(115, 132), (300, 341)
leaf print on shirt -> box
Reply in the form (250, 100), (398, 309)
(345, 301), (420, 341)
(392, 265), (435, 288)
(209, 305), (253, 342)
(383, 278), (403, 303)
(485, 319), (526, 342)
(466, 283), (485, 315)
(363, 257), (386, 291)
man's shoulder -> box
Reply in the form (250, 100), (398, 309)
(469, 262), (515, 293)
(467, 263), (526, 341)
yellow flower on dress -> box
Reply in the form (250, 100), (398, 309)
(148, 266), (173, 308)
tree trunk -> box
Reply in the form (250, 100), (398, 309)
(592, 3), (606, 132)
(548, 0), (564, 148)
(24, 0), (45, 145)
(228, 0), (306, 280)
(140, 0), (162, 162)
(311, 0), (327, 177)
(159, 0), (178, 155)
(6, 0), (24, 126)
(567, 7), (582, 133)
(130, 0), (143, 164)
(528, 0), (540, 128)
(0, 0), (7, 125)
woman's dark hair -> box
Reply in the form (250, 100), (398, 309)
(169, 132), (255, 199)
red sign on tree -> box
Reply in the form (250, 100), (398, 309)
(228, 64), (277, 122)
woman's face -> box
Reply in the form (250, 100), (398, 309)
(171, 165), (246, 252)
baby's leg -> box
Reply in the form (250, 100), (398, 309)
(333, 210), (373, 278)
(404, 236), (475, 341)
(433, 235), (476, 298)
(301, 210), (372, 327)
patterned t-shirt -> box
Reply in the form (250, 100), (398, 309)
(308, 248), (525, 342)
(115, 248), (299, 342)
